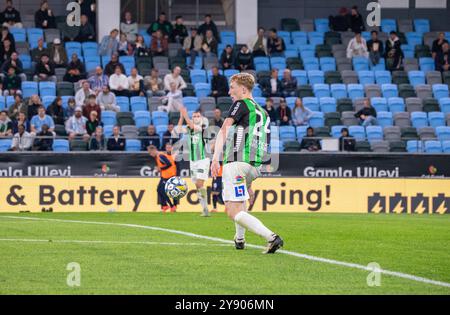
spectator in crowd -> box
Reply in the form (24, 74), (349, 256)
(280, 69), (297, 97)
(75, 14), (95, 42)
(164, 66), (187, 91)
(367, 30), (384, 65)
(201, 29), (218, 57)
(88, 66), (109, 95)
(159, 82), (183, 113)
(1, 26), (15, 51)
(118, 33), (133, 56)
(264, 98), (278, 125)
(212, 108), (223, 128)
(30, 105), (55, 134)
(220, 45), (234, 70)
(2, 66), (20, 96)
(0, 110), (12, 137)
(355, 99), (377, 126)
(31, 38), (50, 63)
(261, 68), (282, 97)
(63, 53), (87, 83)
(7, 93), (26, 120)
(198, 14), (219, 41)
(183, 27), (203, 69)
(346, 32), (368, 59)
(210, 66), (228, 99)
(89, 126), (107, 151)
(2, 0), (22, 28)
(9, 123), (32, 151)
(150, 29), (169, 56)
(49, 38), (68, 68)
(104, 53), (125, 77)
(248, 27), (268, 57)
(339, 127), (356, 151)
(27, 94), (43, 119)
(144, 68), (165, 97)
(96, 85), (119, 112)
(292, 98), (313, 126)
(65, 97), (76, 119)
(11, 111), (28, 134)
(107, 125), (126, 151)
(172, 15), (188, 45)
(267, 28), (286, 56)
(128, 67), (144, 97)
(65, 106), (89, 141)
(161, 123), (179, 149)
(35, 0), (56, 29)
(98, 29), (119, 57)
(329, 7), (351, 32)
(32, 124), (53, 151)
(147, 12), (172, 38)
(78, 0), (96, 30)
(432, 32), (449, 59)
(120, 11), (138, 43)
(0, 38), (13, 63)
(350, 5), (365, 33)
(86, 110), (102, 136)
(33, 54), (56, 82)
(134, 35), (150, 57)
(235, 44), (254, 71)
(83, 94), (102, 120)
(75, 80), (94, 106)
(300, 127), (321, 152)
(109, 66), (129, 97)
(1, 52), (26, 81)
(385, 31), (403, 71)
(46, 96), (65, 125)
(141, 124), (161, 151)
(435, 42), (450, 72)
(276, 99), (292, 126)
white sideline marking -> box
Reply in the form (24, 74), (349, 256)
(1, 215), (450, 289)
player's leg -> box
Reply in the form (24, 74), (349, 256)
(157, 179), (171, 212)
(194, 158), (210, 217)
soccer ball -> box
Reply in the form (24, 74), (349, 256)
(165, 177), (188, 200)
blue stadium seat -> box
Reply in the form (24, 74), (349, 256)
(308, 32), (324, 45)
(291, 70), (308, 85)
(377, 111), (393, 127)
(102, 111), (117, 127)
(103, 125), (113, 138)
(270, 139), (283, 153)
(349, 126), (366, 140)
(436, 126), (450, 141)
(116, 96), (130, 112)
(82, 42), (99, 56)
(371, 97), (388, 112)
(130, 96), (148, 112)
(313, 84), (330, 98)
(432, 84), (449, 100)
(375, 71), (392, 84)
(6, 96), (14, 108)
(411, 112), (428, 128)
(27, 28), (44, 49)
(382, 84), (398, 98)
(190, 69), (207, 85)
(39, 81), (56, 97)
(101, 55), (111, 67)
(291, 31), (307, 45)
(388, 97), (405, 113)
(284, 49), (299, 58)
(401, 44), (414, 58)
(428, 112), (445, 128)
(254, 57), (270, 72)
(302, 97), (320, 111)
(381, 19), (397, 33)
(21, 81), (39, 99)
(303, 57), (320, 71)
(414, 19), (430, 34)
(53, 139), (70, 152)
(60, 96), (72, 109)
(84, 55), (101, 72)
(279, 126), (297, 141)
(330, 84), (347, 99)
(408, 71), (426, 87)
(307, 70), (324, 84)
(348, 84), (364, 100)
(183, 97), (199, 112)
(277, 31), (291, 44)
(152, 111), (169, 126)
(220, 31), (236, 46)
(119, 56), (135, 75)
(65, 41), (82, 58)
(223, 69), (239, 79)
(314, 18), (329, 32)
(331, 125), (346, 138)
(439, 97), (450, 114)
(285, 97), (297, 109)
(419, 58), (435, 72)
(0, 139), (12, 152)
(425, 140), (442, 153)
(358, 70), (375, 85)
(19, 54), (32, 69)
(309, 111), (325, 127)
(319, 57), (336, 71)
(442, 141), (450, 153)
(270, 56), (287, 71)
(253, 85), (263, 97)
(134, 111), (152, 128)
(369, 58), (385, 71)
(352, 57), (369, 71)
(366, 126), (383, 141)
(407, 140), (423, 153)
(296, 126), (309, 139)
(194, 83), (212, 99)
(298, 44), (315, 59)
(319, 97), (337, 113)
(10, 27), (26, 42)
(126, 139), (141, 152)
(0, 97), (5, 111)
(406, 32), (422, 47)
(42, 96), (56, 108)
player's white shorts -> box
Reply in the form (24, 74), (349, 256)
(190, 158), (210, 182)
(222, 162), (261, 202)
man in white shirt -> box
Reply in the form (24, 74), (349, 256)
(163, 66), (187, 91)
(127, 67), (144, 97)
(109, 66), (130, 97)
(75, 80), (95, 106)
(10, 124), (33, 151)
(158, 82), (183, 113)
(346, 32), (369, 59)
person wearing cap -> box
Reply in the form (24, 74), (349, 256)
(33, 53), (56, 83)
(65, 106), (89, 142)
(183, 27), (203, 69)
(49, 38), (68, 68)
(31, 37), (50, 63)
(35, 0), (56, 29)
(220, 45), (234, 70)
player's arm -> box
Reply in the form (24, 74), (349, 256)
(175, 109), (185, 134)
(211, 117), (234, 178)
(158, 154), (172, 170)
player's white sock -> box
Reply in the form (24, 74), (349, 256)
(235, 222), (246, 241)
(234, 212), (275, 242)
(198, 188), (209, 214)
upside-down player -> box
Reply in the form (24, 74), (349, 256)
(211, 73), (284, 254)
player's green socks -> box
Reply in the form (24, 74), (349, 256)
(234, 212), (274, 242)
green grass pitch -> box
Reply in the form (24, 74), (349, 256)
(0, 212), (449, 295)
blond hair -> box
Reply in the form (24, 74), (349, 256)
(229, 73), (255, 91)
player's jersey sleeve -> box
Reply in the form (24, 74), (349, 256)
(227, 100), (248, 124)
